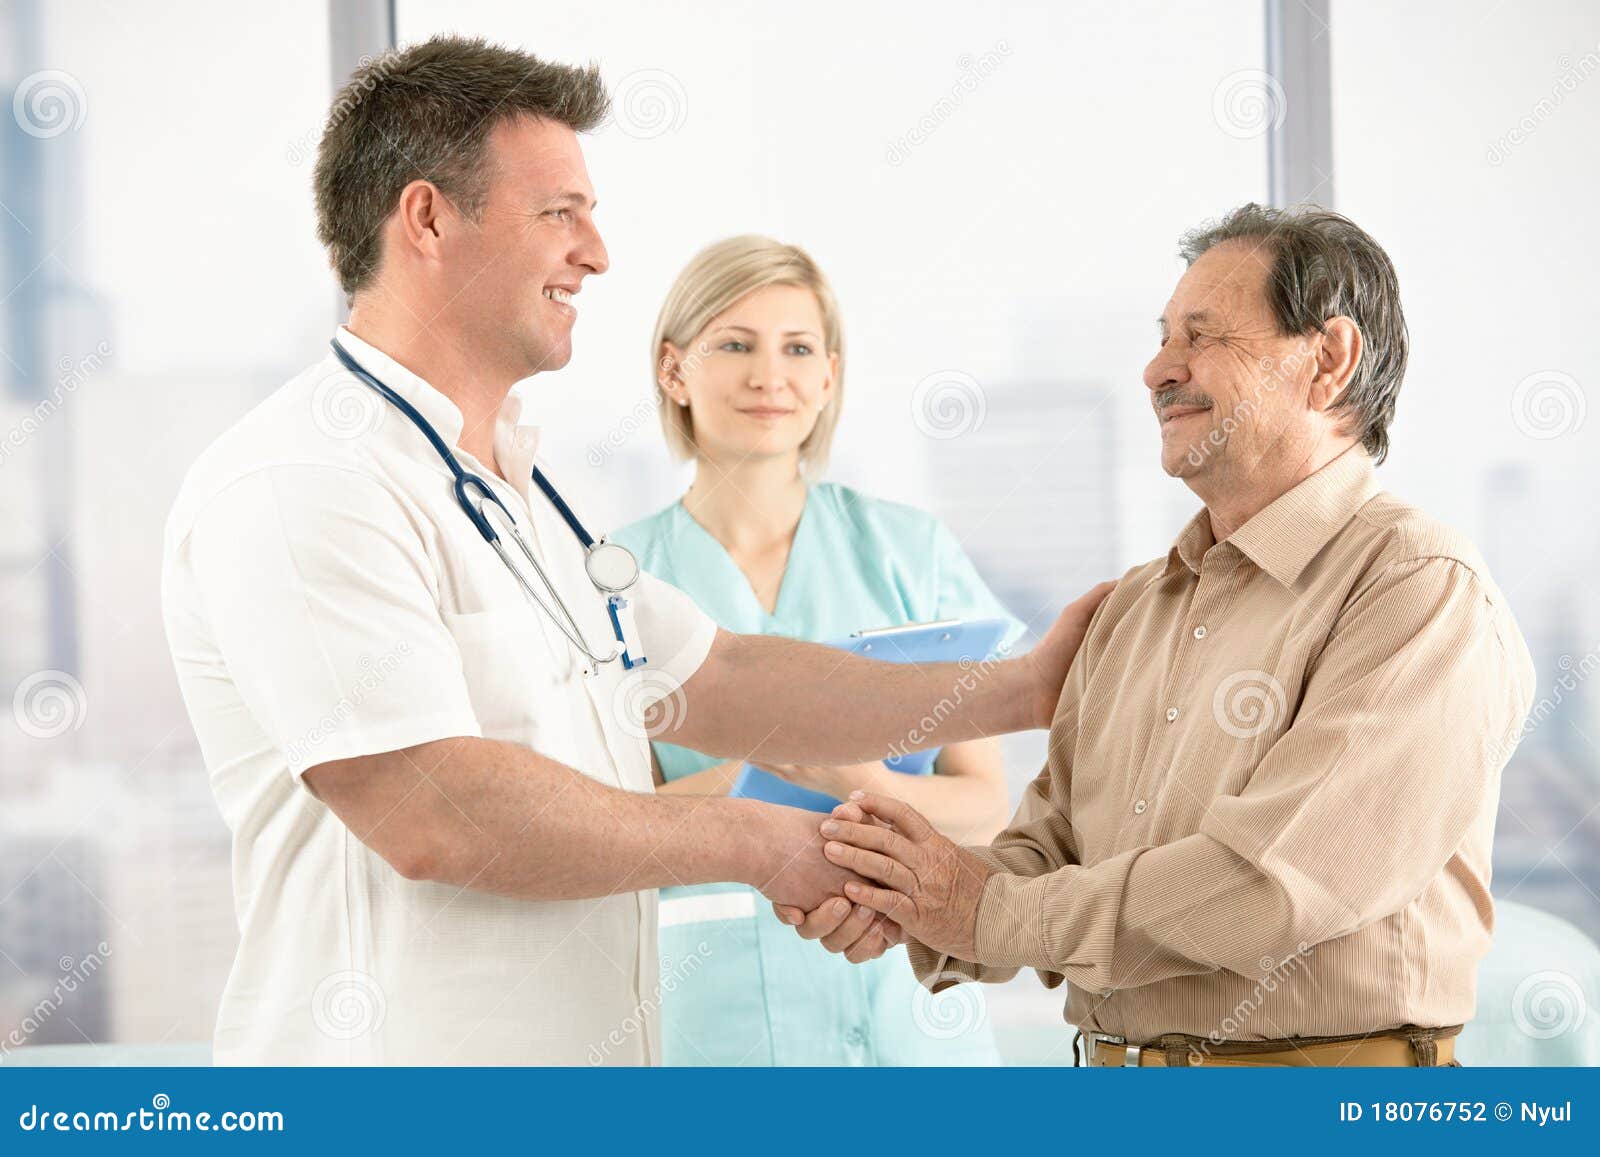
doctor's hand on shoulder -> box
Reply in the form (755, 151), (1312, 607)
(1023, 581), (1117, 728)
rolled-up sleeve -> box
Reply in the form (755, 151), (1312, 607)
(914, 557), (1532, 992)
(184, 464), (481, 780)
(623, 568), (717, 698)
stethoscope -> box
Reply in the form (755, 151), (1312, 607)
(330, 338), (646, 674)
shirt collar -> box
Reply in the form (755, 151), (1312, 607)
(332, 327), (541, 467)
(1165, 445), (1380, 586)
(1167, 509), (1216, 577)
(493, 388), (543, 485)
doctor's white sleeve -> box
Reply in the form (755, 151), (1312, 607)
(621, 568), (718, 707)
(183, 463), (482, 780)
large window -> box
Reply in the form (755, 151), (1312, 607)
(1331, 0), (1600, 941)
(1, 0), (332, 1050)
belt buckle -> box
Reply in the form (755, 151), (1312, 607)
(1086, 1031), (1141, 1067)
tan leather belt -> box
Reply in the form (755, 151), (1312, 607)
(1080, 1024), (1461, 1067)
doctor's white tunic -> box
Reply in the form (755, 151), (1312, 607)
(160, 330), (716, 1065)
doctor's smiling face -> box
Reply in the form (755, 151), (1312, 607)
(659, 283), (838, 464)
(438, 115), (610, 379)
(362, 113), (610, 388)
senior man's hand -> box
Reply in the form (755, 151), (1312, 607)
(816, 792), (996, 959)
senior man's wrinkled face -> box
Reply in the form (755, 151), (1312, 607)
(1144, 239), (1319, 483)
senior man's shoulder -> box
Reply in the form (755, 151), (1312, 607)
(1343, 487), (1499, 586)
(1074, 552), (1176, 642)
(1339, 489), (1531, 668)
(1344, 487), (1535, 700)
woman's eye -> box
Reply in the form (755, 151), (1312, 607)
(787, 343), (813, 356)
(720, 341), (748, 353)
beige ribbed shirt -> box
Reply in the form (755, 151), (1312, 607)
(910, 446), (1535, 1043)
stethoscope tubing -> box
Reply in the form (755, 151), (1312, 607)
(328, 338), (628, 667)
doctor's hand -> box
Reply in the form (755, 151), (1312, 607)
(747, 803), (874, 914)
(1024, 581), (1116, 729)
(816, 792), (995, 960)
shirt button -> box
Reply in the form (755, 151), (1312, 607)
(1193, 625), (1208, 639)
(1134, 799), (1147, 815)
(845, 1026), (867, 1048)
(1165, 706), (1179, 722)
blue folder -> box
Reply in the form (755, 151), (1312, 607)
(729, 617), (1012, 812)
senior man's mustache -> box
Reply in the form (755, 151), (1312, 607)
(1152, 388), (1214, 418)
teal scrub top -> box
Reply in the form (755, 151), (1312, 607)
(614, 482), (1026, 1066)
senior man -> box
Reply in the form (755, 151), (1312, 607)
(782, 204), (1536, 1067)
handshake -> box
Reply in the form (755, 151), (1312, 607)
(726, 581), (1118, 958)
(750, 790), (997, 965)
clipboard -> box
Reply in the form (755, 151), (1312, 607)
(729, 617), (1012, 812)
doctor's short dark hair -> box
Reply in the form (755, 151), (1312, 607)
(1178, 203), (1409, 465)
(313, 36), (609, 301)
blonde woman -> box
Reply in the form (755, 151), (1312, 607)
(613, 236), (1024, 1065)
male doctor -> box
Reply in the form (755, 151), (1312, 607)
(160, 35), (1108, 1064)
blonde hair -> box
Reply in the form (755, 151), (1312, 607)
(651, 235), (845, 472)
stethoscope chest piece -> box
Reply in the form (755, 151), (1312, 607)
(585, 540), (640, 594)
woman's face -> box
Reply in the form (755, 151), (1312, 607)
(662, 283), (837, 464)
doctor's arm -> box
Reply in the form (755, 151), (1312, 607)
(661, 583), (1113, 767)
(302, 736), (856, 908)
(186, 465), (862, 913)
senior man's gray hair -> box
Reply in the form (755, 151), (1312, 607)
(1179, 203), (1409, 464)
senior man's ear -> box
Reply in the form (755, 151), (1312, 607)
(1309, 316), (1363, 414)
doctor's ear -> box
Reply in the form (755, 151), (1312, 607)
(392, 179), (453, 260)
(1308, 316), (1363, 414)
